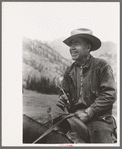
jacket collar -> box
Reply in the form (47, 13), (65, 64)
(65, 54), (93, 74)
(65, 54), (93, 87)
(74, 54), (92, 68)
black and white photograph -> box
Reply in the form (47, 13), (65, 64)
(2, 2), (120, 147)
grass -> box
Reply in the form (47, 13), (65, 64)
(23, 90), (117, 124)
(23, 90), (63, 124)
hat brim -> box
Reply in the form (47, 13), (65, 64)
(63, 34), (101, 51)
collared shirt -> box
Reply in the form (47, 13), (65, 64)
(76, 54), (90, 106)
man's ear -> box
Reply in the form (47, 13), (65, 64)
(87, 44), (91, 53)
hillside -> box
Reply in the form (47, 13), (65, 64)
(50, 37), (71, 59)
(91, 41), (117, 81)
(22, 37), (72, 83)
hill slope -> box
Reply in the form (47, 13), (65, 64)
(22, 37), (72, 83)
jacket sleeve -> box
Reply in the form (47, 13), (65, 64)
(85, 63), (117, 120)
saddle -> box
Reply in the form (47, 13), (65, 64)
(53, 113), (90, 143)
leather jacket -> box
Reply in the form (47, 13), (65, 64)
(61, 55), (116, 120)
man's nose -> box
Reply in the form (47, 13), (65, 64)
(70, 45), (76, 50)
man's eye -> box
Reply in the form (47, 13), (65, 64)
(74, 43), (80, 46)
(70, 42), (80, 47)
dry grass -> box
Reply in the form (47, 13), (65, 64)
(23, 90), (63, 124)
(23, 90), (117, 124)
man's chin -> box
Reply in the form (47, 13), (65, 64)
(71, 56), (78, 61)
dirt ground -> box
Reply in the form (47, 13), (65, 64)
(23, 90), (117, 124)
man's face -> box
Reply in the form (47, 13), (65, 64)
(69, 38), (89, 61)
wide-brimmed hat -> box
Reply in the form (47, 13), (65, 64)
(63, 28), (101, 51)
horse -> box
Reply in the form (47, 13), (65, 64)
(23, 114), (90, 144)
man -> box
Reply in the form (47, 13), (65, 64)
(57, 28), (117, 143)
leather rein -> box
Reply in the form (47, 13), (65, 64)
(32, 113), (75, 144)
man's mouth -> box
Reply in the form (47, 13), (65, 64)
(71, 52), (78, 56)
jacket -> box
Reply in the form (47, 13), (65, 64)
(61, 54), (116, 120)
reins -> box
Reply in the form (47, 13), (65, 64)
(32, 113), (75, 144)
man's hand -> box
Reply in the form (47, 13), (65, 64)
(56, 93), (70, 111)
(75, 110), (89, 123)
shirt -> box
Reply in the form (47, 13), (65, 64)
(76, 55), (91, 105)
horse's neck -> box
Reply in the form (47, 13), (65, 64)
(23, 114), (47, 143)
(23, 114), (71, 143)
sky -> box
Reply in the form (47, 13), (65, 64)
(2, 2), (120, 44)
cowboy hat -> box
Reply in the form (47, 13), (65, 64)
(63, 28), (101, 51)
